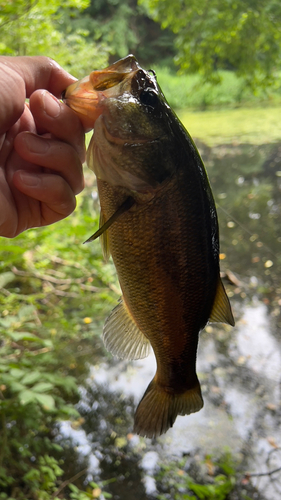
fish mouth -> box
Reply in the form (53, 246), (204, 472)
(62, 55), (142, 131)
(62, 55), (157, 131)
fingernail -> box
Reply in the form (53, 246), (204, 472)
(43, 91), (61, 117)
(18, 172), (40, 187)
(23, 133), (50, 154)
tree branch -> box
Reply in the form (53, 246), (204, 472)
(51, 467), (88, 498)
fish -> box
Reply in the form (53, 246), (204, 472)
(63, 55), (234, 438)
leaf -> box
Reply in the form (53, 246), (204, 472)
(115, 437), (127, 448)
(10, 368), (25, 379)
(34, 393), (55, 410)
(10, 381), (26, 393)
(21, 371), (42, 385)
(19, 390), (37, 405)
(32, 382), (53, 393)
(0, 316), (17, 328)
(23, 468), (40, 482)
(10, 332), (44, 343)
(69, 484), (80, 492)
(18, 305), (36, 321)
(0, 364), (10, 373)
(59, 405), (80, 417)
(0, 272), (15, 288)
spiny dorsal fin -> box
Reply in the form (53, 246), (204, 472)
(209, 278), (235, 326)
(103, 299), (150, 360)
(83, 196), (135, 244)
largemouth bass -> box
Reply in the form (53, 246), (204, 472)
(63, 55), (234, 438)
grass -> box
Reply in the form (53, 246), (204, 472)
(178, 106), (281, 145)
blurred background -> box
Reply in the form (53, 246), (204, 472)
(1, 1), (281, 499)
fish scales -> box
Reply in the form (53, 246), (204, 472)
(97, 162), (217, 386)
(63, 54), (234, 438)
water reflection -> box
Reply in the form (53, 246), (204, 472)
(58, 298), (280, 499)
(59, 141), (281, 499)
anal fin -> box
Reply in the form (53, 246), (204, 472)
(103, 299), (151, 360)
(209, 277), (235, 326)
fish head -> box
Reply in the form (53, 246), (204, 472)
(63, 55), (180, 195)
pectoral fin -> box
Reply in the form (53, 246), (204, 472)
(209, 278), (235, 326)
(103, 299), (151, 360)
(99, 211), (110, 261)
(84, 196), (135, 244)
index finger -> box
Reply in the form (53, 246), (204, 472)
(0, 56), (76, 136)
(0, 56), (76, 98)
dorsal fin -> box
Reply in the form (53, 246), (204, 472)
(83, 196), (135, 244)
(209, 278), (235, 326)
(103, 299), (151, 360)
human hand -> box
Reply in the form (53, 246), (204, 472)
(0, 56), (85, 238)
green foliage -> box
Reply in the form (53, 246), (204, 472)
(66, 0), (175, 67)
(141, 0), (281, 89)
(69, 480), (113, 499)
(153, 67), (281, 111)
(84, 0), (140, 59)
(0, 0), (109, 77)
(0, 181), (119, 499)
(0, 0), (175, 74)
(156, 453), (236, 500)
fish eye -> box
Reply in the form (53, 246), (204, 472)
(139, 89), (158, 109)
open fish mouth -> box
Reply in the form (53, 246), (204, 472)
(62, 55), (143, 130)
(62, 55), (159, 132)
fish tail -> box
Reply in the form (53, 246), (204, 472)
(133, 377), (203, 438)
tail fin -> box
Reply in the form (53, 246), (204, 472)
(133, 377), (203, 438)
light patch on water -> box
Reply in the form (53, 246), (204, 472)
(143, 475), (157, 495)
(60, 421), (92, 456)
(141, 451), (159, 472)
(236, 302), (281, 383)
(196, 336), (218, 371)
(88, 353), (157, 403)
(141, 452), (159, 496)
(59, 421), (101, 475)
(160, 401), (242, 456)
(223, 387), (257, 440)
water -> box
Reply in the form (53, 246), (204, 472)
(58, 141), (281, 499)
